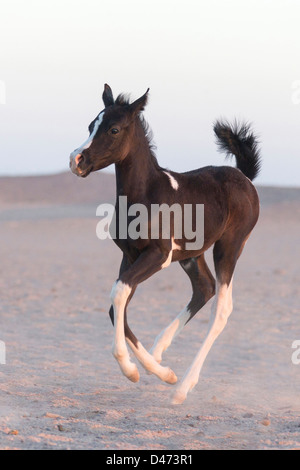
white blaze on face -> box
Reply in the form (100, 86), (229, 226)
(70, 111), (105, 162)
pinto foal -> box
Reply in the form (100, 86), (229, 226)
(70, 85), (261, 404)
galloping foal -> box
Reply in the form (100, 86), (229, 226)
(70, 85), (261, 404)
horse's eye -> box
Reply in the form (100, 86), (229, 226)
(111, 128), (119, 135)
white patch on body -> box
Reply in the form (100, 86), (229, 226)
(172, 239), (181, 251)
(161, 238), (181, 270)
(163, 171), (179, 190)
(161, 250), (172, 269)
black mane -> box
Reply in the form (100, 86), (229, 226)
(116, 93), (158, 166)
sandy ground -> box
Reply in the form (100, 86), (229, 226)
(0, 172), (299, 450)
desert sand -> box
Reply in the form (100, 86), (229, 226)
(0, 171), (299, 450)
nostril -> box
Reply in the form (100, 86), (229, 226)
(75, 154), (84, 167)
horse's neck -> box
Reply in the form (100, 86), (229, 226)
(115, 122), (160, 201)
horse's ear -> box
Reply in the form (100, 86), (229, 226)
(102, 84), (114, 107)
(129, 88), (150, 116)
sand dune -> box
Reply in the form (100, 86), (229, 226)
(0, 172), (299, 450)
(0, 171), (116, 206)
(1, 170), (300, 206)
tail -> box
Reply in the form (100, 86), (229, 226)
(213, 119), (261, 181)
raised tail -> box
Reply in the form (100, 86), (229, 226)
(213, 119), (261, 181)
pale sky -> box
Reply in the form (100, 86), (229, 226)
(0, 0), (299, 186)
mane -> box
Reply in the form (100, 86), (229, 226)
(115, 93), (131, 106)
(116, 93), (160, 169)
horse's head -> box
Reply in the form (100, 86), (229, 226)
(69, 84), (149, 177)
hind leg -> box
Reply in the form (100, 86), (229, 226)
(172, 234), (247, 404)
(150, 255), (215, 364)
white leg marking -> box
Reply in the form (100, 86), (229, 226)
(150, 306), (190, 364)
(126, 339), (177, 384)
(111, 281), (177, 384)
(172, 278), (233, 404)
(110, 281), (139, 382)
(163, 171), (179, 190)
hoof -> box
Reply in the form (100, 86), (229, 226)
(164, 367), (177, 385)
(127, 366), (140, 383)
(171, 389), (187, 405)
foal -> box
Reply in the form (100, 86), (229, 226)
(70, 85), (261, 404)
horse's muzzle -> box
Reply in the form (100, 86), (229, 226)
(69, 153), (91, 177)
